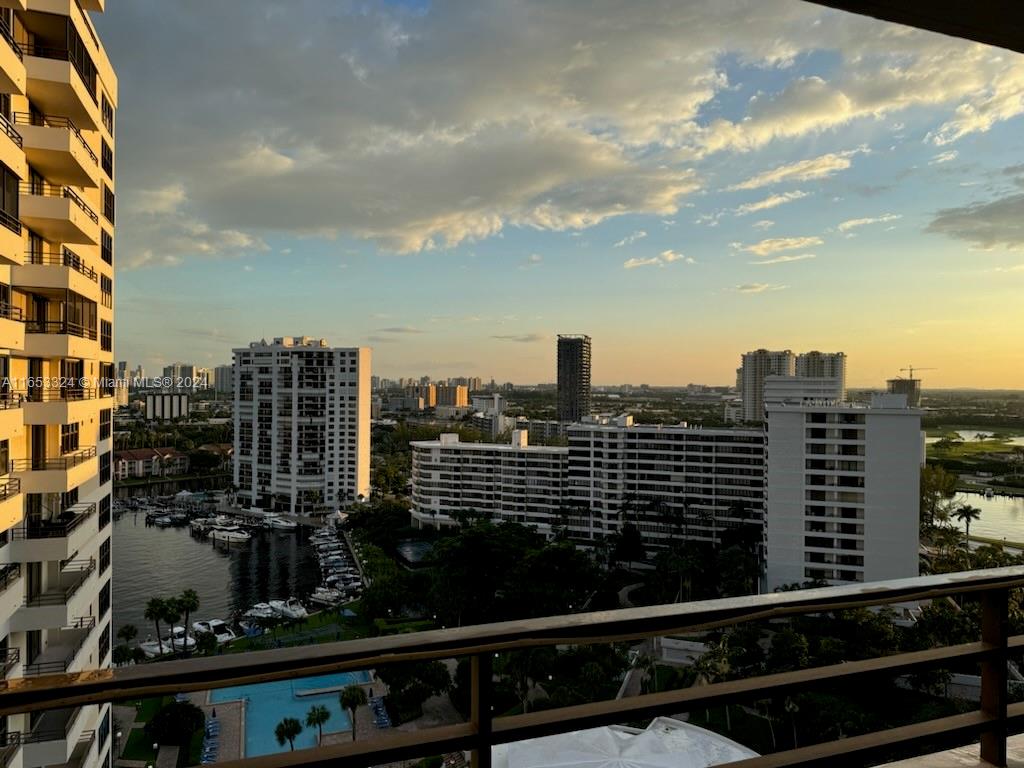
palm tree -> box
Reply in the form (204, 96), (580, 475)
(144, 598), (166, 655)
(340, 685), (368, 742)
(305, 705), (331, 743)
(953, 505), (982, 546)
(274, 717), (302, 751)
(178, 589), (200, 654)
(117, 624), (138, 645)
(163, 598), (182, 652)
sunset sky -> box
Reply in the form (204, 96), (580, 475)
(95, 1), (1024, 388)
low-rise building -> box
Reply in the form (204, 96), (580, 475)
(114, 448), (190, 480)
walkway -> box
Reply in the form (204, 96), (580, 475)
(188, 691), (244, 761)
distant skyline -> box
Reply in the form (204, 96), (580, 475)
(96, 2), (1024, 388)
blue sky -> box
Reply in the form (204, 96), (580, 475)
(95, 1), (1024, 387)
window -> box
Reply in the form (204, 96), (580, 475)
(98, 494), (110, 530)
(99, 537), (110, 574)
(101, 230), (112, 265)
(99, 408), (111, 440)
(98, 580), (110, 618)
(100, 363), (114, 396)
(99, 451), (111, 484)
(100, 319), (111, 351)
(102, 185), (115, 223)
(60, 423), (79, 454)
(101, 139), (113, 178)
(0, 162), (18, 234)
(100, 275), (112, 308)
(101, 94), (114, 136)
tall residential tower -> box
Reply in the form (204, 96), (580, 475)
(556, 334), (591, 422)
(0, 3), (117, 767)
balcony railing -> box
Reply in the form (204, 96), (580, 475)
(12, 503), (95, 540)
(23, 617), (95, 677)
(24, 320), (97, 340)
(10, 447), (97, 472)
(19, 181), (99, 224)
(0, 303), (23, 322)
(0, 564), (20, 595)
(1, 648), (18, 677)
(23, 706), (85, 745)
(24, 247), (98, 281)
(0, 567), (1022, 768)
(21, 42), (96, 103)
(0, 208), (19, 235)
(12, 113), (97, 164)
(0, 733), (19, 768)
(0, 114), (21, 149)
(0, 23), (21, 61)
(23, 558), (94, 607)
(17, 387), (99, 403)
(0, 392), (23, 411)
(0, 478), (20, 502)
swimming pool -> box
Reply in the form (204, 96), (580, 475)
(210, 670), (371, 756)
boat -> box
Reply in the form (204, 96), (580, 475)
(152, 516), (173, 527)
(985, 488), (995, 498)
(209, 526), (251, 544)
(244, 603), (275, 620)
(266, 516), (298, 531)
(192, 619), (237, 645)
(140, 627), (197, 657)
(269, 597), (308, 620)
(309, 587), (345, 606)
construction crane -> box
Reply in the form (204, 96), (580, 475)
(899, 365), (936, 380)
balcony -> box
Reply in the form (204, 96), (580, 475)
(0, 734), (19, 768)
(20, 387), (100, 426)
(9, 502), (96, 562)
(14, 113), (98, 187)
(22, 705), (92, 768)
(24, 318), (98, 359)
(18, 181), (99, 245)
(0, 113), (24, 183)
(23, 45), (98, 131)
(23, 617), (95, 677)
(0, 476), (21, 532)
(10, 447), (97, 493)
(1, 648), (19, 678)
(0, 564), (21, 624)
(0, 23), (25, 94)
(13, 248), (99, 304)
(12, 558), (96, 632)
(0, 302), (24, 349)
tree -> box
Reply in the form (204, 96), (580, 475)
(375, 661), (450, 723)
(274, 717), (302, 751)
(117, 624), (138, 645)
(163, 598), (183, 652)
(952, 505), (982, 546)
(305, 705), (331, 743)
(340, 685), (367, 742)
(196, 631), (218, 656)
(920, 465), (958, 528)
(145, 701), (205, 746)
(614, 522), (645, 572)
(178, 589), (200, 654)
(144, 598), (167, 656)
(112, 645), (132, 667)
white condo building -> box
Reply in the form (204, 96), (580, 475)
(410, 431), (566, 533)
(740, 349), (847, 422)
(765, 393), (923, 590)
(233, 337), (371, 516)
(740, 349), (795, 422)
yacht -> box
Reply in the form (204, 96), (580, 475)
(192, 619), (237, 645)
(266, 516), (298, 531)
(210, 525), (252, 544)
(269, 597), (308, 620)
(244, 603), (275, 620)
(309, 587), (345, 606)
(139, 627), (196, 657)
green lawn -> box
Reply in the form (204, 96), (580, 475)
(122, 728), (158, 762)
(928, 438), (1020, 459)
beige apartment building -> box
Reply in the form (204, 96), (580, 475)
(0, 2), (117, 767)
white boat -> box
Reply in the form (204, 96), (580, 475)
(309, 587), (344, 606)
(192, 619), (237, 645)
(210, 525), (251, 544)
(269, 597), (308, 620)
(244, 603), (275, 620)
(166, 626), (197, 652)
(266, 516), (298, 531)
(153, 516), (172, 527)
(985, 488), (995, 498)
(140, 627), (196, 657)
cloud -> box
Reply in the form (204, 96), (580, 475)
(624, 249), (693, 269)
(491, 333), (546, 343)
(930, 150), (959, 165)
(987, 264), (1024, 273)
(749, 253), (816, 265)
(728, 149), (865, 191)
(753, 219), (775, 230)
(375, 326), (426, 334)
(734, 190), (809, 215)
(837, 213), (902, 232)
(735, 283), (787, 293)
(739, 236), (824, 256)
(927, 192), (1024, 250)
(521, 253), (543, 268)
(613, 230), (647, 248)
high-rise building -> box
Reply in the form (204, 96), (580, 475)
(233, 337), (371, 515)
(406, 383), (436, 407)
(796, 351), (847, 399)
(557, 334), (591, 422)
(162, 362), (198, 389)
(765, 394), (923, 589)
(740, 349), (795, 422)
(436, 384), (468, 407)
(0, 2), (117, 765)
(213, 364), (233, 394)
(887, 378), (922, 408)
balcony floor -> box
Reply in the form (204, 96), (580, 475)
(880, 735), (1024, 767)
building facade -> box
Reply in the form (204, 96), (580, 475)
(233, 337), (371, 516)
(0, 3), (117, 766)
(144, 392), (189, 421)
(556, 334), (591, 422)
(213, 363), (233, 395)
(765, 394), (923, 589)
(739, 349), (795, 422)
(795, 351), (847, 398)
(113, 448), (188, 480)
(436, 384), (468, 407)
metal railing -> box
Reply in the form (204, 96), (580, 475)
(24, 320), (98, 340)
(21, 42), (97, 104)
(12, 113), (97, 164)
(0, 23), (21, 61)
(23, 558), (94, 607)
(0, 392), (22, 410)
(22, 706), (85, 745)
(0, 113), (21, 148)
(0, 478), (20, 502)
(0, 303), (23, 322)
(24, 618), (95, 677)
(11, 503), (95, 540)
(1, 648), (19, 677)
(10, 447), (97, 472)
(0, 568), (1022, 768)
(0, 733), (19, 768)
(18, 182), (99, 224)
(16, 387), (99, 403)
(0, 564), (20, 595)
(24, 247), (98, 281)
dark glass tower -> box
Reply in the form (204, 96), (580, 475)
(557, 334), (592, 422)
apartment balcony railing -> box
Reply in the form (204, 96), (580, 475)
(24, 247), (98, 281)
(24, 320), (97, 340)
(1, 648), (19, 677)
(0, 392), (22, 411)
(23, 558), (94, 608)
(23, 617), (95, 676)
(12, 503), (95, 540)
(0, 303), (23, 322)
(22, 705), (85, 745)
(18, 182), (98, 224)
(0, 478), (20, 503)
(0, 568), (1023, 768)
(17, 387), (99, 403)
(12, 113), (97, 164)
(0, 564), (20, 595)
(10, 448), (97, 473)
(0, 733), (19, 768)
(21, 44), (95, 102)
(0, 113), (21, 149)
(0, 24), (21, 62)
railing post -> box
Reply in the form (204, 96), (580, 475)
(981, 587), (1009, 767)
(470, 653), (493, 768)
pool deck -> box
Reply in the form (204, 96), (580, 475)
(190, 691), (244, 762)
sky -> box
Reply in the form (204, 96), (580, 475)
(93, 1), (1024, 388)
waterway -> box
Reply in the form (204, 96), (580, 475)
(112, 512), (320, 636)
(925, 429), (1024, 446)
(949, 491), (1024, 543)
